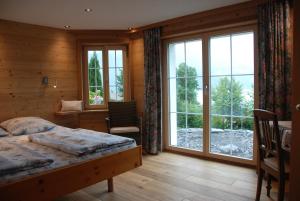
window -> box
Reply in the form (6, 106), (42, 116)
(165, 28), (256, 164)
(83, 46), (127, 109)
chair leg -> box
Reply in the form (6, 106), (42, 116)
(266, 174), (272, 197)
(256, 169), (264, 201)
(107, 178), (114, 192)
(278, 177), (285, 201)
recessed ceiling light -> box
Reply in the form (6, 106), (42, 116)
(128, 27), (137, 33)
(64, 25), (71, 29)
(84, 8), (93, 12)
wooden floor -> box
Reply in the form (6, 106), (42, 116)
(56, 152), (285, 201)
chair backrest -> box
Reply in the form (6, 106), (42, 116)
(254, 109), (284, 170)
(108, 101), (138, 127)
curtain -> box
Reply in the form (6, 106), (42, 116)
(143, 28), (162, 154)
(258, 0), (292, 120)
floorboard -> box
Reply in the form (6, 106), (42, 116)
(56, 152), (286, 201)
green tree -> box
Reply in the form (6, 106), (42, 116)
(242, 85), (254, 130)
(116, 69), (124, 97)
(243, 85), (254, 117)
(211, 77), (243, 115)
(211, 77), (254, 130)
(176, 63), (203, 128)
(176, 63), (198, 104)
(88, 52), (103, 96)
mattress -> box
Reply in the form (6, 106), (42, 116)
(0, 126), (136, 185)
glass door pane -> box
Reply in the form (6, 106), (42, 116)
(168, 40), (203, 151)
(209, 32), (254, 159)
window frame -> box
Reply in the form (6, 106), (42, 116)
(82, 45), (128, 110)
(162, 24), (258, 166)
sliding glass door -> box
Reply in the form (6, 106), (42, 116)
(166, 29), (255, 163)
(168, 40), (203, 151)
(209, 33), (254, 159)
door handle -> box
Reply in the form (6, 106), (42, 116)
(296, 104), (300, 111)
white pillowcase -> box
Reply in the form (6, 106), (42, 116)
(0, 128), (9, 137)
(0, 117), (56, 136)
(61, 100), (83, 112)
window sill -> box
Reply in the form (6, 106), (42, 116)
(55, 109), (108, 116)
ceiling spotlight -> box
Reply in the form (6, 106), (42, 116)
(84, 8), (93, 12)
(128, 27), (137, 33)
(64, 25), (71, 29)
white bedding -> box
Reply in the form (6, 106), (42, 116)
(28, 127), (135, 156)
(0, 126), (136, 185)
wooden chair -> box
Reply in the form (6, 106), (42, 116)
(254, 109), (289, 201)
(106, 101), (142, 145)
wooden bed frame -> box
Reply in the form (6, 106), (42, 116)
(0, 146), (142, 201)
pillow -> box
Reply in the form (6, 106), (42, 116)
(61, 100), (83, 112)
(0, 117), (56, 136)
(0, 128), (9, 137)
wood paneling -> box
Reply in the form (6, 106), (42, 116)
(56, 152), (281, 201)
(0, 19), (78, 126)
(290, 0), (300, 200)
(79, 111), (109, 132)
(129, 39), (144, 116)
(131, 1), (258, 39)
(70, 30), (130, 42)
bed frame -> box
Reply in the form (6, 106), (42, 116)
(0, 146), (142, 201)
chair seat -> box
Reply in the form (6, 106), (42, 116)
(264, 157), (290, 173)
(110, 126), (140, 134)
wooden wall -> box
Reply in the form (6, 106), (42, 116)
(0, 19), (78, 127)
(129, 38), (144, 116)
(132, 1), (258, 39)
(79, 111), (108, 132)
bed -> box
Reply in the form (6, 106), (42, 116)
(0, 117), (142, 201)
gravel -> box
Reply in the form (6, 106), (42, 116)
(176, 128), (253, 159)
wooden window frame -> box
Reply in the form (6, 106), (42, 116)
(82, 45), (129, 110)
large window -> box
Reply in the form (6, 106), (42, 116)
(166, 28), (255, 164)
(83, 46), (127, 109)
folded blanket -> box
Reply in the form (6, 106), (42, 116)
(0, 140), (53, 176)
(28, 128), (135, 156)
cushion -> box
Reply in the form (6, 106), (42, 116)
(110, 126), (140, 134)
(0, 128), (9, 137)
(0, 117), (56, 136)
(61, 100), (83, 112)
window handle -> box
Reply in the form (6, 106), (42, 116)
(204, 85), (208, 94)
